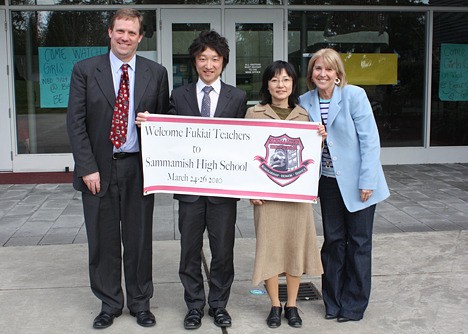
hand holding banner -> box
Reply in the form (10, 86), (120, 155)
(141, 114), (323, 203)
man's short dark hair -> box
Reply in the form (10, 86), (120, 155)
(109, 9), (144, 36)
(189, 30), (230, 71)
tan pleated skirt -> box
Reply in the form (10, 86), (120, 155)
(251, 201), (323, 286)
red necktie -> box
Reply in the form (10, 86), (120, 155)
(110, 64), (129, 148)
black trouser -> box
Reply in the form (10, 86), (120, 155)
(319, 176), (376, 320)
(178, 197), (237, 310)
(82, 155), (154, 314)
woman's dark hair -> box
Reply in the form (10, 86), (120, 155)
(189, 30), (230, 71)
(259, 61), (298, 107)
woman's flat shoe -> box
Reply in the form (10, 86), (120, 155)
(266, 306), (282, 328)
(284, 304), (302, 328)
(325, 313), (337, 320)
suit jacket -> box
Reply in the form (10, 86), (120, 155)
(168, 81), (247, 204)
(299, 85), (390, 212)
(67, 53), (169, 196)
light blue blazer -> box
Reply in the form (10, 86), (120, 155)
(299, 85), (390, 212)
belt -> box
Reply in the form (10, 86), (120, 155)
(112, 152), (139, 160)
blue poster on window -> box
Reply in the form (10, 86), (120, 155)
(38, 47), (108, 108)
(439, 43), (468, 102)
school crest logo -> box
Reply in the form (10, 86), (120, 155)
(254, 134), (314, 187)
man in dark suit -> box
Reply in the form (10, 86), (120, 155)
(67, 9), (169, 329)
(167, 30), (246, 330)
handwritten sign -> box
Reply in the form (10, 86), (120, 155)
(38, 47), (108, 108)
(141, 115), (323, 203)
(439, 43), (468, 101)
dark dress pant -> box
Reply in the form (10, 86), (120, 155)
(178, 197), (237, 310)
(318, 176), (376, 320)
(82, 155), (154, 314)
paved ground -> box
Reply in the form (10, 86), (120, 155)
(0, 163), (468, 333)
(1, 163), (468, 247)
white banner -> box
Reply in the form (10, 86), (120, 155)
(141, 114), (323, 203)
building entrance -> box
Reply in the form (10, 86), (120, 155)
(6, 8), (285, 171)
(161, 8), (284, 105)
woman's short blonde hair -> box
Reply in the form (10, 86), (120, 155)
(306, 48), (347, 90)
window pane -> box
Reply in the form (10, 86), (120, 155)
(10, 0), (109, 4)
(8, 0), (223, 3)
(236, 23), (274, 102)
(112, 0), (220, 4)
(172, 23), (211, 88)
(288, 11), (426, 147)
(12, 10), (157, 154)
(430, 12), (468, 146)
(288, 0), (466, 6)
(226, 0), (281, 4)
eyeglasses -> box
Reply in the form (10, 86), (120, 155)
(269, 77), (292, 85)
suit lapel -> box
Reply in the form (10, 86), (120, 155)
(134, 56), (151, 112)
(182, 83), (202, 116)
(326, 86), (342, 127)
(257, 104), (306, 121)
(262, 104), (281, 119)
(94, 55), (115, 110)
(214, 82), (232, 117)
(286, 106), (308, 121)
(306, 90), (321, 123)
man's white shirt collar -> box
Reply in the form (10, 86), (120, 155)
(109, 52), (136, 73)
(196, 78), (221, 94)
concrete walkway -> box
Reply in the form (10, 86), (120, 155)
(1, 163), (468, 333)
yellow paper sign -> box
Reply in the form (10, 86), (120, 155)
(341, 53), (398, 85)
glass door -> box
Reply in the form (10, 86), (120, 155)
(224, 9), (284, 105)
(160, 9), (221, 91)
(0, 10), (13, 171)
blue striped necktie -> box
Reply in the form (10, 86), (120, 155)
(201, 86), (213, 117)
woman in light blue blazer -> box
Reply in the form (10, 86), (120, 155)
(299, 48), (390, 323)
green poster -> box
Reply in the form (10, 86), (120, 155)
(39, 46), (108, 108)
(439, 43), (468, 101)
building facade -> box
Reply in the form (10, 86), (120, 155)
(0, 0), (467, 171)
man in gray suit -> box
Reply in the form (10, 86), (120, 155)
(168, 30), (246, 330)
(67, 9), (168, 329)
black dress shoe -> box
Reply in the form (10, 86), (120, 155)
(337, 316), (360, 323)
(284, 305), (302, 328)
(266, 305), (282, 328)
(184, 308), (204, 330)
(208, 307), (232, 327)
(93, 311), (122, 329)
(325, 313), (338, 320)
(130, 310), (156, 327)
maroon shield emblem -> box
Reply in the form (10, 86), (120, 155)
(254, 134), (314, 187)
